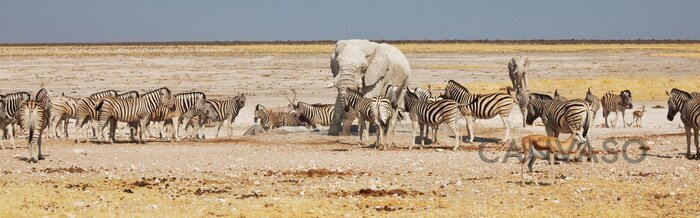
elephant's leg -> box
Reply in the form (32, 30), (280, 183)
(329, 93), (346, 136)
(522, 72), (529, 92)
(613, 111), (619, 128)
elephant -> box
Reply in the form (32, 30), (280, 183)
(508, 56), (530, 92)
(328, 39), (411, 140)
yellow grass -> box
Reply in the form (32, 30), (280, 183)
(1, 176), (696, 217)
(424, 64), (499, 70)
(2, 43), (700, 57)
(428, 75), (700, 101)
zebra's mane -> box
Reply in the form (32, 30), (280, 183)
(89, 90), (117, 98)
(118, 91), (139, 97)
(530, 93), (553, 100)
(447, 80), (469, 93)
(142, 87), (171, 97)
(175, 92), (206, 99)
(671, 88), (692, 100)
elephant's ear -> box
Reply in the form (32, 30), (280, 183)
(363, 48), (388, 87)
(507, 58), (515, 72)
(524, 58), (530, 68)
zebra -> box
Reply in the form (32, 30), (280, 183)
(75, 90), (119, 143)
(181, 96), (220, 139)
(0, 91), (31, 149)
(525, 96), (593, 160)
(371, 94), (395, 149)
(18, 89), (51, 163)
(285, 89), (342, 129)
(441, 80), (514, 143)
(515, 88), (553, 127)
(666, 88), (700, 159)
(404, 88), (463, 150)
(132, 92), (206, 141)
(205, 94), (246, 137)
(584, 88), (601, 122)
(339, 87), (378, 146)
(49, 94), (80, 138)
(600, 90), (633, 128)
(95, 87), (174, 143)
(253, 104), (283, 131)
(414, 85), (443, 102)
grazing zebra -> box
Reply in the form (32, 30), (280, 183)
(18, 89), (51, 162)
(515, 88), (553, 127)
(49, 94), (80, 138)
(254, 104), (283, 131)
(339, 87), (379, 146)
(404, 88), (463, 150)
(553, 89), (567, 101)
(601, 90), (633, 128)
(525, 96), (593, 160)
(0, 100), (8, 149)
(442, 80), (514, 142)
(584, 88), (601, 122)
(205, 94), (246, 137)
(75, 90), (119, 143)
(666, 88), (700, 159)
(95, 87), (174, 143)
(0, 92), (31, 149)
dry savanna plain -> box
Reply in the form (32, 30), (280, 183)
(1, 42), (700, 216)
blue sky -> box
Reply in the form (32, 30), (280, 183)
(1, 0), (698, 43)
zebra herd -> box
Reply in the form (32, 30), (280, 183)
(0, 87), (246, 162)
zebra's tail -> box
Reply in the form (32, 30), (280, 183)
(583, 103), (592, 140)
(22, 106), (35, 144)
(94, 99), (105, 111)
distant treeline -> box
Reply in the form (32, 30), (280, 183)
(2, 39), (700, 46)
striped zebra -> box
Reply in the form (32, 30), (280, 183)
(95, 87), (174, 143)
(515, 88), (553, 127)
(339, 87), (378, 146)
(600, 90), (633, 128)
(18, 89), (51, 163)
(666, 88), (700, 159)
(584, 88), (601, 122)
(49, 94), (80, 138)
(371, 94), (395, 149)
(134, 92), (206, 141)
(284, 90), (334, 129)
(75, 90), (119, 143)
(442, 80), (514, 142)
(181, 96), (220, 139)
(205, 94), (246, 137)
(525, 96), (593, 160)
(0, 100), (8, 149)
(0, 91), (31, 149)
(253, 104), (283, 131)
(414, 85), (442, 102)
(404, 88), (463, 150)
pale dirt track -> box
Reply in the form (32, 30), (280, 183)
(1, 49), (700, 216)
